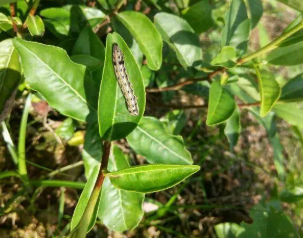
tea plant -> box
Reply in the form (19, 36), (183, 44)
(0, 0), (303, 237)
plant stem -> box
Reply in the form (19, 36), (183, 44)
(9, 3), (18, 34)
(76, 141), (111, 238)
(238, 19), (303, 64)
(21, 0), (41, 30)
(29, 180), (85, 189)
(1, 122), (19, 165)
(18, 93), (32, 185)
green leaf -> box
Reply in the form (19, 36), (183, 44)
(55, 118), (74, 141)
(98, 146), (144, 232)
(246, 0), (263, 29)
(280, 187), (303, 203)
(273, 103), (303, 128)
(238, 204), (299, 238)
(267, 42), (303, 66)
(154, 12), (202, 70)
(40, 8), (72, 38)
(27, 15), (45, 37)
(224, 107), (241, 151)
(97, 0), (117, 10)
(269, 135), (285, 181)
(0, 13), (13, 33)
(207, 81), (236, 126)
(82, 122), (102, 178)
(181, 0), (213, 33)
(127, 117), (192, 165)
(215, 223), (244, 238)
(116, 11), (162, 70)
(141, 65), (155, 87)
(161, 110), (186, 135)
(71, 164), (100, 230)
(107, 164), (200, 193)
(0, 39), (21, 123)
(71, 55), (103, 86)
(211, 46), (237, 68)
(279, 74), (303, 102)
(72, 25), (105, 63)
(277, 0), (303, 12)
(255, 69), (281, 117)
(98, 32), (145, 141)
(13, 38), (98, 122)
(221, 0), (251, 55)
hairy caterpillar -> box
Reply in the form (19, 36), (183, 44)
(112, 43), (139, 116)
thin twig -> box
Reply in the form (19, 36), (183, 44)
(94, 141), (111, 189)
(146, 68), (226, 93)
(152, 102), (260, 110)
(10, 3), (18, 34)
(21, 0), (41, 30)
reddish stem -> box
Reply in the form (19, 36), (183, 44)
(94, 141), (111, 190)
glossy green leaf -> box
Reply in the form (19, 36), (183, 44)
(98, 32), (145, 141)
(181, 0), (213, 33)
(71, 55), (103, 86)
(215, 223), (244, 238)
(255, 69), (281, 117)
(116, 11), (162, 70)
(246, 0), (263, 29)
(27, 15), (45, 37)
(98, 146), (144, 232)
(277, 0), (303, 12)
(127, 117), (192, 165)
(13, 38), (98, 122)
(269, 135), (285, 181)
(207, 81), (236, 126)
(279, 74), (303, 102)
(224, 107), (241, 151)
(97, 0), (117, 10)
(267, 42), (303, 66)
(107, 164), (200, 193)
(211, 46), (237, 68)
(40, 8), (72, 38)
(273, 103), (303, 128)
(280, 187), (303, 203)
(221, 0), (250, 55)
(0, 39), (21, 123)
(0, 13), (13, 33)
(280, 15), (303, 47)
(238, 204), (299, 238)
(72, 25), (105, 63)
(71, 164), (100, 230)
(82, 122), (102, 178)
(55, 118), (74, 141)
(154, 12), (202, 70)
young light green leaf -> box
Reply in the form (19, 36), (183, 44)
(127, 117), (192, 165)
(154, 12), (202, 70)
(221, 0), (251, 55)
(211, 46), (237, 68)
(273, 103), (303, 128)
(13, 38), (98, 122)
(55, 118), (74, 141)
(215, 223), (244, 238)
(141, 65), (155, 87)
(72, 25), (105, 63)
(207, 81), (236, 126)
(28, 15), (45, 37)
(269, 135), (285, 181)
(246, 0), (263, 29)
(107, 164), (200, 193)
(255, 69), (281, 117)
(98, 146), (144, 232)
(279, 74), (303, 102)
(0, 39), (21, 123)
(267, 42), (303, 66)
(0, 13), (13, 33)
(280, 187), (303, 203)
(70, 164), (100, 230)
(224, 107), (241, 151)
(98, 32), (145, 141)
(181, 0), (213, 33)
(116, 11), (162, 70)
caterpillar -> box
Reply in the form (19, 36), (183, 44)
(112, 43), (139, 116)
